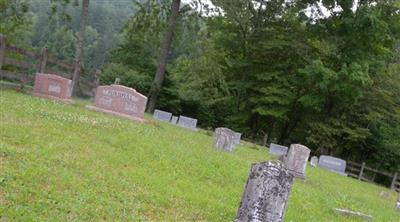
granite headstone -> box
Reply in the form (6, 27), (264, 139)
(33, 73), (72, 103)
(177, 115), (197, 131)
(318, 155), (347, 176)
(170, 116), (178, 124)
(153, 109), (172, 122)
(235, 161), (294, 222)
(284, 144), (311, 180)
(214, 127), (236, 152)
(269, 143), (289, 156)
(310, 156), (319, 168)
(86, 84), (147, 122)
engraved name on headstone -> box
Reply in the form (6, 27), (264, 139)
(269, 143), (289, 156)
(318, 155), (347, 176)
(284, 144), (311, 180)
(86, 84), (147, 122)
(153, 109), (172, 122)
(214, 127), (236, 152)
(235, 161), (294, 222)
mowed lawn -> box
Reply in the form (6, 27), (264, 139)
(0, 90), (399, 221)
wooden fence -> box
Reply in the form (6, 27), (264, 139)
(346, 161), (399, 192)
(0, 34), (100, 97)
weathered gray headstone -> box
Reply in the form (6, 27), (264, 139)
(177, 115), (197, 131)
(284, 144), (311, 180)
(310, 156), (318, 168)
(170, 115), (178, 124)
(235, 161), (294, 222)
(153, 109), (172, 122)
(269, 143), (289, 156)
(233, 132), (242, 145)
(214, 127), (235, 152)
(318, 155), (347, 176)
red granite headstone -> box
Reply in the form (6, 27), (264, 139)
(33, 73), (73, 103)
(86, 84), (147, 122)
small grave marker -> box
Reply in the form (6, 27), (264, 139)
(235, 161), (294, 222)
(269, 143), (289, 156)
(334, 208), (373, 221)
(86, 84), (147, 122)
(233, 132), (242, 145)
(214, 127), (235, 152)
(170, 116), (178, 124)
(396, 193), (400, 212)
(310, 156), (318, 167)
(177, 115), (197, 131)
(284, 144), (311, 180)
(153, 109), (172, 122)
(33, 73), (72, 103)
(318, 155), (347, 176)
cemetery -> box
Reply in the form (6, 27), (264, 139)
(0, 90), (399, 221)
(1, 0), (399, 221)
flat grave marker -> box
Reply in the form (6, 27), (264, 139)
(86, 84), (147, 122)
(33, 73), (73, 103)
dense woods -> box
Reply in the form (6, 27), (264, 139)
(1, 0), (399, 171)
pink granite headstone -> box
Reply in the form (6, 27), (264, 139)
(33, 73), (72, 103)
(86, 84), (147, 122)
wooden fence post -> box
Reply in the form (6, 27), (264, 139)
(36, 47), (48, 73)
(358, 162), (365, 180)
(0, 34), (6, 70)
(391, 172), (398, 190)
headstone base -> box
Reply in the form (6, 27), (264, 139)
(32, 92), (74, 104)
(86, 105), (145, 123)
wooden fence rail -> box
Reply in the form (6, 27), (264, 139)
(346, 161), (399, 192)
(0, 34), (100, 97)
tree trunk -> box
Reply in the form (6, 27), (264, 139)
(71, 0), (90, 97)
(146, 0), (180, 113)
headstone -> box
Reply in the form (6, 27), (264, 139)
(33, 73), (72, 103)
(284, 144), (311, 180)
(310, 156), (319, 167)
(396, 192), (400, 212)
(233, 132), (242, 145)
(214, 127), (235, 152)
(170, 116), (178, 124)
(177, 115), (197, 131)
(153, 109), (172, 122)
(318, 155), (347, 176)
(86, 84), (147, 122)
(269, 143), (289, 156)
(235, 161), (294, 222)
(114, 77), (120, 85)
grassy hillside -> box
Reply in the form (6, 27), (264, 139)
(0, 90), (399, 221)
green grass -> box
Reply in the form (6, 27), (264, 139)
(0, 90), (399, 221)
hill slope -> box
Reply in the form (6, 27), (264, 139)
(0, 90), (399, 221)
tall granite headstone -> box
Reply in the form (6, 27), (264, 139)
(153, 109), (172, 122)
(310, 156), (318, 168)
(269, 143), (289, 156)
(86, 84), (147, 122)
(177, 115), (197, 131)
(214, 127), (236, 152)
(235, 161), (294, 222)
(284, 144), (311, 180)
(33, 73), (72, 103)
(318, 155), (347, 176)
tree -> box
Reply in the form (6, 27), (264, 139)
(71, 0), (89, 96)
(146, 0), (181, 113)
